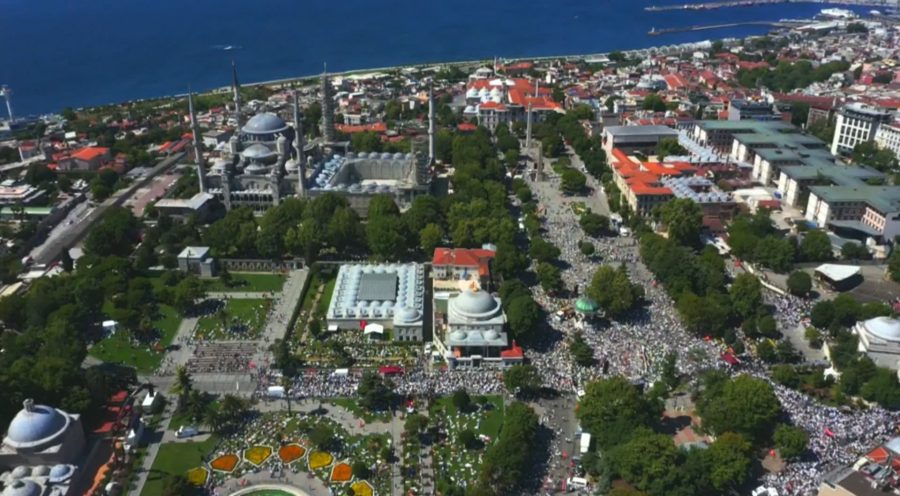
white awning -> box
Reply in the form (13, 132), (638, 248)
(815, 264), (860, 282)
(364, 323), (385, 335)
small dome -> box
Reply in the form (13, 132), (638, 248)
(48, 464), (74, 483)
(484, 330), (500, 340)
(11, 466), (30, 479)
(2, 480), (41, 496)
(242, 112), (289, 134)
(242, 143), (276, 161)
(450, 330), (467, 341)
(864, 316), (900, 342)
(396, 307), (420, 323)
(31, 465), (50, 477)
(451, 290), (499, 317)
(4, 400), (69, 449)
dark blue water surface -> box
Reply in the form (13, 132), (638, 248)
(0, 0), (869, 115)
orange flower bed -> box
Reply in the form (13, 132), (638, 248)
(244, 445), (272, 466)
(186, 467), (208, 486)
(331, 462), (352, 482)
(278, 444), (306, 464)
(210, 453), (239, 472)
(351, 480), (374, 496)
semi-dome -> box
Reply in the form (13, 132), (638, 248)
(484, 330), (501, 340)
(450, 330), (467, 341)
(31, 465), (50, 477)
(11, 466), (29, 479)
(242, 112), (289, 134)
(396, 307), (420, 323)
(2, 480), (41, 496)
(863, 316), (900, 342)
(451, 289), (499, 317)
(242, 143), (276, 161)
(4, 400), (70, 449)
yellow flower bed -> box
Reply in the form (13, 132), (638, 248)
(243, 445), (272, 466)
(186, 466), (209, 486)
(351, 480), (374, 496)
(308, 450), (334, 470)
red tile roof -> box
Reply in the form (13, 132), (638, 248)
(71, 146), (109, 161)
(335, 122), (388, 134)
(432, 248), (495, 276)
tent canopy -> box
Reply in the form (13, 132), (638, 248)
(815, 264), (860, 283)
(575, 297), (599, 314)
(363, 323), (385, 335)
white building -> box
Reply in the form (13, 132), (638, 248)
(325, 263), (425, 342)
(830, 103), (893, 156)
(874, 121), (900, 158)
(434, 287), (508, 367)
(853, 316), (900, 371)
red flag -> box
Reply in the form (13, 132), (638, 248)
(824, 428), (835, 437)
(360, 319), (367, 330)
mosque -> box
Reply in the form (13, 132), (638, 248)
(0, 400), (85, 496)
(853, 316), (900, 371)
(192, 64), (433, 215)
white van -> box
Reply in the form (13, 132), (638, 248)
(567, 477), (589, 490)
(176, 426), (198, 439)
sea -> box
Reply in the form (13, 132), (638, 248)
(0, 0), (872, 116)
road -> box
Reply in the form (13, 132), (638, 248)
(28, 200), (93, 261)
(32, 152), (184, 265)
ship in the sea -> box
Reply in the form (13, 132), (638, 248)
(817, 8), (858, 20)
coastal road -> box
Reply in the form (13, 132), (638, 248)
(32, 152), (184, 265)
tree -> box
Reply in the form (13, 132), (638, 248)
(696, 374), (781, 443)
(890, 249), (900, 282)
(84, 207), (140, 257)
(641, 93), (668, 112)
(309, 424), (335, 449)
(419, 223), (443, 255)
(786, 271), (812, 297)
(577, 377), (659, 450)
(542, 135), (564, 158)
(170, 365), (193, 411)
(536, 262), (563, 294)
(860, 367), (900, 408)
(772, 364), (801, 388)
(560, 168), (587, 194)
(367, 215), (407, 260)
(351, 460), (371, 480)
(570, 332), (595, 367)
(852, 140), (897, 172)
(452, 389), (472, 412)
(459, 428), (480, 450)
(773, 424), (809, 459)
(474, 402), (539, 495)
(657, 198), (702, 248)
(502, 364), (541, 397)
(529, 238), (560, 263)
(357, 371), (394, 411)
(707, 432), (753, 491)
(161, 474), (191, 496)
(614, 431), (680, 495)
(367, 194), (400, 219)
(729, 273), (762, 320)
(173, 276), (204, 314)
(841, 242), (871, 260)
(587, 265), (643, 319)
(655, 138), (687, 161)
(579, 212), (609, 236)
(506, 295), (540, 341)
(800, 230), (833, 262)
(326, 207), (361, 253)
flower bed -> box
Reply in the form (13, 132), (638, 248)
(243, 445), (272, 466)
(351, 480), (374, 496)
(186, 466), (209, 486)
(209, 453), (239, 473)
(331, 462), (352, 482)
(278, 443), (306, 464)
(309, 451), (334, 470)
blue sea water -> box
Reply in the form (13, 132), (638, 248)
(0, 0), (870, 116)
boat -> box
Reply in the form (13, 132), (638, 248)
(871, 9), (882, 15)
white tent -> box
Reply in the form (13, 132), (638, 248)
(363, 323), (385, 336)
(815, 264), (860, 283)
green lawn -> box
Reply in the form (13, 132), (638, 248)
(195, 298), (270, 340)
(89, 304), (182, 374)
(330, 398), (392, 423)
(316, 275), (337, 317)
(203, 272), (286, 293)
(140, 435), (218, 496)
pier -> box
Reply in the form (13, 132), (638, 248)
(648, 20), (803, 35)
(645, 0), (899, 12)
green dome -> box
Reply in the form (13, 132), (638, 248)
(575, 297), (599, 313)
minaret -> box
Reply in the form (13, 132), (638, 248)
(293, 90), (306, 197)
(231, 61), (242, 130)
(428, 83), (436, 165)
(526, 103), (533, 150)
(321, 64), (335, 142)
(188, 91), (207, 193)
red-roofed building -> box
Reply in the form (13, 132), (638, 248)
(335, 122), (388, 134)
(609, 147), (697, 215)
(58, 146), (111, 171)
(433, 247), (496, 286)
(465, 77), (563, 131)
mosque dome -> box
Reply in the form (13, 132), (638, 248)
(863, 316), (900, 342)
(484, 330), (501, 340)
(48, 464), (74, 483)
(2, 480), (41, 496)
(396, 307), (420, 323)
(284, 158), (299, 172)
(450, 330), (467, 341)
(11, 466), (29, 479)
(31, 466), (50, 477)
(4, 400), (70, 449)
(242, 112), (289, 135)
(451, 290), (499, 317)
(242, 143), (276, 161)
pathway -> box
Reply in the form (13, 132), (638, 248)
(128, 396), (176, 496)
